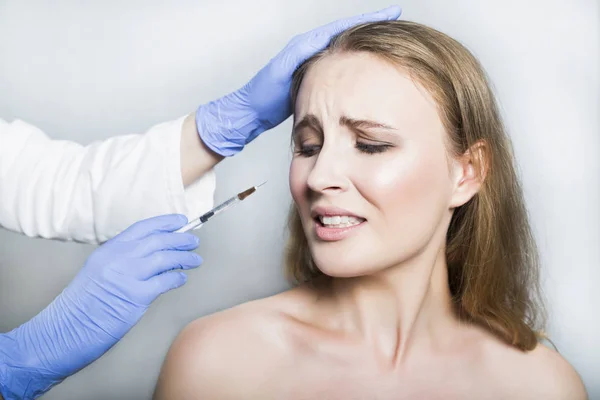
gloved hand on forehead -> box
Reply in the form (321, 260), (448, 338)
(0, 214), (202, 400)
(197, 5), (402, 157)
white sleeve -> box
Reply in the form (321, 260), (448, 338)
(0, 116), (215, 244)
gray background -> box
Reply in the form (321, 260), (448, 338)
(0, 0), (598, 398)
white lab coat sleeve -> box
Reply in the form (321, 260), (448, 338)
(0, 116), (215, 244)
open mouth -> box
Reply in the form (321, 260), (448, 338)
(310, 206), (367, 241)
(314, 215), (366, 228)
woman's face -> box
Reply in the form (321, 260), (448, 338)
(290, 52), (470, 277)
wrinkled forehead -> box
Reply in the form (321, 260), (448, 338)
(293, 52), (441, 131)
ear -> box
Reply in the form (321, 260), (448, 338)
(449, 140), (488, 208)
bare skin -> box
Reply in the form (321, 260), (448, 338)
(180, 112), (224, 186)
(154, 53), (587, 399)
(154, 278), (586, 400)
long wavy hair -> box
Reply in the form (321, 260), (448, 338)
(285, 21), (546, 351)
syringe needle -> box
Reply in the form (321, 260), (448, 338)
(237, 180), (267, 201)
(175, 181), (267, 233)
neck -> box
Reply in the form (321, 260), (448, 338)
(314, 239), (458, 367)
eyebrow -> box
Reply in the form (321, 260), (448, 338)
(293, 114), (397, 136)
(339, 116), (397, 131)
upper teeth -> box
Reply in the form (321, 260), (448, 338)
(319, 215), (363, 227)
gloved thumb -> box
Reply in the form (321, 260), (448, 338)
(328, 5), (402, 35)
(377, 5), (402, 20)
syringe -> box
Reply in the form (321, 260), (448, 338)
(175, 181), (266, 233)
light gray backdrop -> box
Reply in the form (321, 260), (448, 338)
(0, 0), (598, 398)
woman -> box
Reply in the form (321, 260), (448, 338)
(153, 21), (587, 399)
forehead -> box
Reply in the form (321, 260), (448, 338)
(295, 52), (439, 128)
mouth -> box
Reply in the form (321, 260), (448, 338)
(311, 206), (367, 241)
(315, 215), (366, 228)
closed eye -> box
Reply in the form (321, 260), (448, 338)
(295, 142), (392, 157)
(356, 142), (392, 154)
(295, 144), (321, 157)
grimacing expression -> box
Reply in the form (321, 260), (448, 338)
(289, 52), (474, 277)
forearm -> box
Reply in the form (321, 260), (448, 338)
(180, 113), (224, 186)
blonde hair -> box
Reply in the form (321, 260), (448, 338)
(285, 21), (546, 351)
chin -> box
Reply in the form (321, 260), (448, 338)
(311, 252), (382, 278)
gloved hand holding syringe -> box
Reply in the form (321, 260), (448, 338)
(0, 181), (267, 400)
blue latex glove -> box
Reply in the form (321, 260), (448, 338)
(196, 5), (402, 156)
(0, 214), (202, 400)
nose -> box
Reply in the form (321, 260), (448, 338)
(306, 143), (350, 195)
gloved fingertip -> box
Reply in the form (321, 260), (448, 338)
(175, 214), (189, 225)
(182, 253), (203, 268)
(163, 214), (189, 232)
(177, 272), (188, 285)
(180, 233), (200, 247)
(378, 5), (402, 19)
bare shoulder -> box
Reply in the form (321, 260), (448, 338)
(521, 343), (588, 399)
(481, 336), (588, 400)
(153, 288), (308, 400)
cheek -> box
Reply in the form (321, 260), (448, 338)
(360, 146), (452, 223)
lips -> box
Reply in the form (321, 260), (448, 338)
(311, 206), (364, 219)
(310, 205), (366, 241)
